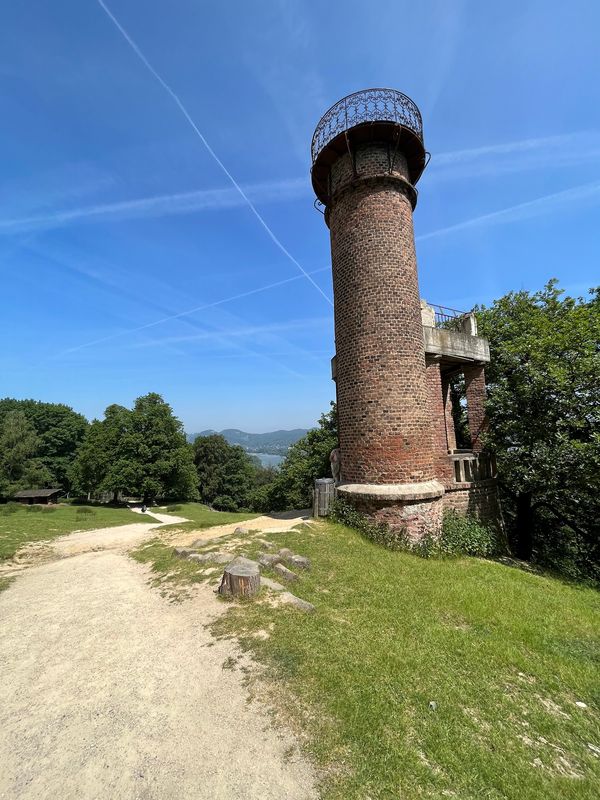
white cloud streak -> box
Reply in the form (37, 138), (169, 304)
(427, 132), (600, 180)
(125, 317), (330, 350)
(96, 0), (333, 307)
(417, 180), (600, 242)
(59, 265), (331, 356)
(0, 177), (307, 235)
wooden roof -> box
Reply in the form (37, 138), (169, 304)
(13, 488), (63, 498)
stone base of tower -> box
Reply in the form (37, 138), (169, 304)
(337, 480), (445, 543)
(442, 478), (503, 531)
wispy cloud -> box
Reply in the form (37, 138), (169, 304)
(57, 265), (331, 357)
(125, 317), (331, 350)
(427, 132), (600, 181)
(96, 0), (332, 307)
(0, 177), (307, 236)
(242, 0), (326, 162)
(422, 0), (468, 116)
(417, 180), (600, 242)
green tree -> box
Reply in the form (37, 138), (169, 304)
(256, 404), (338, 512)
(476, 281), (600, 578)
(0, 410), (53, 497)
(69, 420), (111, 499)
(117, 393), (198, 503)
(193, 434), (256, 511)
(70, 396), (198, 504)
(0, 399), (88, 490)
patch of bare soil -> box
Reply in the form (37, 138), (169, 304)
(0, 517), (316, 799)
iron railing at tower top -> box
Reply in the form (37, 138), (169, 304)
(311, 88), (424, 164)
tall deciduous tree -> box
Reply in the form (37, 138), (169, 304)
(476, 281), (600, 579)
(0, 410), (53, 497)
(70, 395), (198, 503)
(0, 399), (88, 490)
(192, 434), (256, 511)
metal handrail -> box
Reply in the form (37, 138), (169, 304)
(311, 88), (423, 164)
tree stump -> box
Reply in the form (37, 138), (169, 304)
(218, 557), (260, 598)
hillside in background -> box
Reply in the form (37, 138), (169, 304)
(187, 428), (308, 455)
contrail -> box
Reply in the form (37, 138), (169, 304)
(60, 266), (330, 355)
(96, 0), (332, 307)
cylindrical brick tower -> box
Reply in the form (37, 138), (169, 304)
(311, 88), (444, 540)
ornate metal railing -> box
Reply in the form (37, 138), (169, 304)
(431, 304), (469, 330)
(311, 88), (423, 164)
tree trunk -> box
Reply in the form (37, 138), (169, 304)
(515, 492), (534, 560)
(218, 557), (260, 598)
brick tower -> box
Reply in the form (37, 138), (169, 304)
(311, 88), (445, 539)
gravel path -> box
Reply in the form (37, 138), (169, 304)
(0, 516), (316, 799)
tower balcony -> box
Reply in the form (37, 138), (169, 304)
(311, 88), (427, 205)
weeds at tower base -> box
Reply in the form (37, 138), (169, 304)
(329, 499), (501, 559)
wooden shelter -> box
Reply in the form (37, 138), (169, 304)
(13, 488), (63, 505)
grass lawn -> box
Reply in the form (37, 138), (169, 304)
(152, 502), (260, 532)
(140, 519), (600, 799)
(0, 504), (141, 560)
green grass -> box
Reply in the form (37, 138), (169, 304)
(0, 504), (141, 560)
(153, 502), (260, 532)
(207, 521), (600, 800)
(0, 576), (14, 593)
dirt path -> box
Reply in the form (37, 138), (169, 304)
(0, 515), (316, 799)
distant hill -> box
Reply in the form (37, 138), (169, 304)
(187, 428), (308, 456)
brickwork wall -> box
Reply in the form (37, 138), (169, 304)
(352, 494), (445, 543)
(464, 364), (487, 452)
(327, 143), (436, 484)
(443, 480), (502, 529)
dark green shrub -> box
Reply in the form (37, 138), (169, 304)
(26, 505), (43, 513)
(165, 504), (182, 512)
(76, 507), (95, 516)
(42, 505), (57, 513)
(417, 511), (500, 559)
(212, 495), (239, 513)
(5, 502), (21, 514)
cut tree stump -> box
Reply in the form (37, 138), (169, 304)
(218, 557), (261, 598)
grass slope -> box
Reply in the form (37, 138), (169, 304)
(0, 504), (140, 560)
(210, 521), (600, 800)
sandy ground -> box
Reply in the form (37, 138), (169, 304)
(0, 512), (316, 800)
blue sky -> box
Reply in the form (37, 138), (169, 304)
(1, 0), (598, 432)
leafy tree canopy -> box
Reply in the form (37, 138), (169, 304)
(0, 410), (53, 497)
(71, 394), (198, 503)
(0, 399), (88, 490)
(193, 434), (257, 511)
(476, 280), (600, 579)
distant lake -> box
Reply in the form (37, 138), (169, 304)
(252, 452), (284, 468)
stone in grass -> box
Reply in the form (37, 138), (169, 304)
(278, 548), (294, 561)
(173, 547), (197, 558)
(188, 552), (232, 564)
(279, 592), (315, 613)
(258, 552), (281, 568)
(261, 576), (286, 592)
(234, 526), (250, 535)
(273, 563), (298, 582)
(290, 554), (310, 570)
